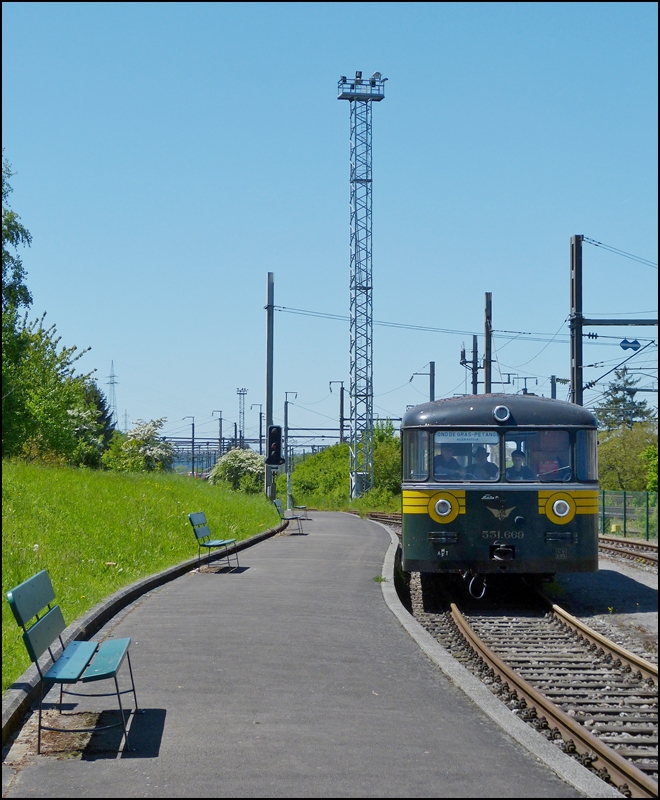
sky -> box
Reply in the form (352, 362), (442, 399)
(2, 2), (658, 453)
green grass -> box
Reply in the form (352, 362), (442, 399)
(2, 461), (280, 694)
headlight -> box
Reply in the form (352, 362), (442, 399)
(435, 498), (453, 517)
(493, 405), (511, 423)
(552, 499), (571, 517)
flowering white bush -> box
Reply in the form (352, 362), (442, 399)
(102, 418), (174, 472)
(208, 448), (264, 492)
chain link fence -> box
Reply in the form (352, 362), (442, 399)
(599, 490), (658, 540)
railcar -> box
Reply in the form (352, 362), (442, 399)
(400, 394), (599, 594)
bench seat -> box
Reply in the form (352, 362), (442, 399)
(6, 570), (138, 754)
(82, 638), (131, 682)
(273, 499), (304, 534)
(188, 513), (240, 569)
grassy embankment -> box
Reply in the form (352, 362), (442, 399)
(2, 461), (280, 694)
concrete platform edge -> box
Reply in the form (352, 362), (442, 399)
(375, 521), (623, 799)
(2, 522), (287, 748)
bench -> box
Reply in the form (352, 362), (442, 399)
(273, 499), (304, 534)
(188, 512), (240, 569)
(6, 569), (139, 754)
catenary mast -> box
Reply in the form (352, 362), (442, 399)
(338, 70), (387, 498)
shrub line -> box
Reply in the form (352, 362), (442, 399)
(2, 521), (287, 747)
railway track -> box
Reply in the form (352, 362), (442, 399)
(410, 574), (658, 798)
(363, 512), (658, 796)
(599, 536), (658, 568)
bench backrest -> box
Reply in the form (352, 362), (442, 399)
(6, 570), (67, 663)
(6, 569), (56, 627)
(273, 499), (284, 518)
(188, 512), (212, 541)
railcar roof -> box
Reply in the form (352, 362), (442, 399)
(401, 393), (597, 428)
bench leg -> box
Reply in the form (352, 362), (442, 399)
(126, 651), (139, 711)
(38, 681), (45, 754)
(113, 674), (131, 750)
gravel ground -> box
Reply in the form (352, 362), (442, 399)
(544, 555), (658, 665)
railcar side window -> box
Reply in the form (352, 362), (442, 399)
(433, 431), (500, 481)
(576, 429), (598, 481)
(403, 430), (428, 481)
(505, 430), (571, 482)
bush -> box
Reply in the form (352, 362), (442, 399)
(208, 448), (264, 492)
(278, 422), (403, 511)
(282, 443), (350, 507)
(102, 419), (174, 472)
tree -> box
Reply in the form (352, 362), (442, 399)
(2, 153), (32, 312)
(641, 445), (658, 492)
(2, 153), (34, 456)
(3, 313), (94, 461)
(2, 156), (104, 465)
(597, 421), (658, 491)
(594, 367), (656, 430)
(373, 419), (402, 495)
(101, 418), (174, 472)
(83, 381), (115, 449)
(66, 382), (116, 468)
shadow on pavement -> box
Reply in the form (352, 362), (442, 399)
(80, 708), (166, 760)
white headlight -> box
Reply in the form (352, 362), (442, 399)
(493, 405), (511, 423)
(435, 499), (452, 517)
(553, 499), (570, 517)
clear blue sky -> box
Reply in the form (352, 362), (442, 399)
(3, 2), (657, 449)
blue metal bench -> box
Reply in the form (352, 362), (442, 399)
(273, 499), (304, 534)
(6, 569), (138, 754)
(188, 512), (239, 569)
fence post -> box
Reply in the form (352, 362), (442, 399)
(622, 490), (627, 537)
(646, 491), (649, 541)
(600, 490), (605, 534)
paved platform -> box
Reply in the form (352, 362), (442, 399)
(3, 512), (618, 798)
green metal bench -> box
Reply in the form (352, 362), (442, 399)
(188, 512), (239, 569)
(6, 569), (139, 754)
(273, 499), (304, 534)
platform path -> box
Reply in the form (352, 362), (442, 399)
(3, 511), (616, 798)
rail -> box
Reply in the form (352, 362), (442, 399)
(449, 600), (658, 798)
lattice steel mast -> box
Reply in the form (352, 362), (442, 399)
(237, 388), (247, 448)
(106, 361), (118, 429)
(338, 70), (387, 498)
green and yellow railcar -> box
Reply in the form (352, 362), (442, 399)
(401, 394), (599, 586)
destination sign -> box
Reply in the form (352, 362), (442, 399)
(434, 431), (499, 444)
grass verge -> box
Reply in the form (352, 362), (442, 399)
(2, 460), (280, 694)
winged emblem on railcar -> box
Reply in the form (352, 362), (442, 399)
(480, 494), (516, 521)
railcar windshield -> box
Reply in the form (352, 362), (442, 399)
(433, 431), (500, 481)
(402, 427), (598, 483)
(504, 430), (570, 482)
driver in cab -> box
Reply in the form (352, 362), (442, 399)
(471, 446), (498, 480)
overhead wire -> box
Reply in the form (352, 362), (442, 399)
(499, 317), (568, 368)
(582, 237), (658, 269)
(275, 306), (649, 347)
(583, 340), (657, 389)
